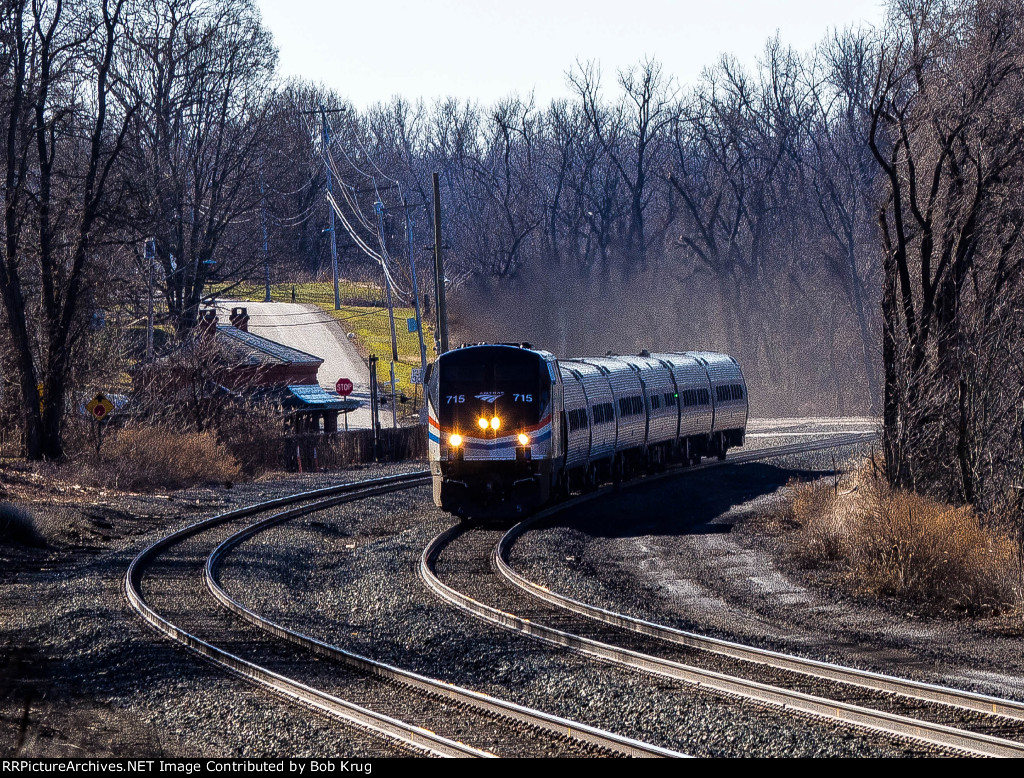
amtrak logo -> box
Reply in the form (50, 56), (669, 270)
(474, 392), (504, 404)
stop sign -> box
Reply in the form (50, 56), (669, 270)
(335, 377), (354, 396)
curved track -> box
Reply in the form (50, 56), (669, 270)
(127, 472), (683, 757)
(497, 519), (1024, 723)
(420, 436), (1024, 758)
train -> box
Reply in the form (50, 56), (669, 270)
(425, 343), (748, 519)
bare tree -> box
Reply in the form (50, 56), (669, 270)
(868, 0), (1024, 504)
(123, 0), (275, 333)
(807, 30), (883, 411)
(468, 96), (544, 278)
(570, 59), (675, 273)
(0, 0), (137, 459)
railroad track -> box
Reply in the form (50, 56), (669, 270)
(127, 471), (683, 758)
(420, 434), (1024, 758)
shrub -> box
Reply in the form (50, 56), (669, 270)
(855, 481), (1018, 612)
(101, 427), (240, 491)
(0, 502), (44, 547)
(787, 466), (1019, 614)
(216, 402), (285, 476)
(789, 479), (847, 564)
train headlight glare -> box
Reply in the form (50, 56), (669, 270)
(491, 417), (501, 430)
(517, 433), (530, 446)
(477, 417), (489, 430)
(449, 433), (463, 447)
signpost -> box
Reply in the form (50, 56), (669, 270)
(86, 392), (115, 454)
(335, 377), (354, 396)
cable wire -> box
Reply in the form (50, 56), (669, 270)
(326, 191), (385, 262)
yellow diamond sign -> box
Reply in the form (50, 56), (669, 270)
(86, 393), (114, 421)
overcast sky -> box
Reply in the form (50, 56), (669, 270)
(256, 0), (886, 109)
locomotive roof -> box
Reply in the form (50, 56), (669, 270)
(448, 343), (554, 359)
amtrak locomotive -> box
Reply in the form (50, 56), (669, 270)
(426, 343), (747, 519)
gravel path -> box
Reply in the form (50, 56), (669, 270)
(434, 523), (1024, 744)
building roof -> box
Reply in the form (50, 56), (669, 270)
(215, 325), (323, 367)
(283, 384), (361, 412)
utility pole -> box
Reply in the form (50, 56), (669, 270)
(368, 355), (379, 461)
(375, 200), (399, 431)
(432, 172), (449, 353)
(259, 167), (271, 303)
(319, 106), (342, 310)
(404, 197), (428, 399)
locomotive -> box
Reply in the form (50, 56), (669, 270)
(425, 343), (747, 519)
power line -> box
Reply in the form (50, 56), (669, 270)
(352, 121), (401, 187)
(316, 113), (415, 306)
(271, 197), (322, 227)
(266, 166), (322, 198)
(322, 162), (412, 300)
(327, 115), (378, 182)
(326, 191), (385, 263)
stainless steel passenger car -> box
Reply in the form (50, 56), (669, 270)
(620, 354), (678, 450)
(686, 351), (748, 454)
(650, 352), (714, 446)
(561, 359), (617, 470)
(577, 357), (647, 455)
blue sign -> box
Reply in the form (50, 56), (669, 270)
(407, 317), (418, 333)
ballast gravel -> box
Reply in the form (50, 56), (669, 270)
(1, 464), (423, 758)
(219, 460), (941, 757)
(6, 421), (1019, 757)
(508, 439), (1024, 702)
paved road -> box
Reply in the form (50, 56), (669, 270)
(217, 301), (385, 429)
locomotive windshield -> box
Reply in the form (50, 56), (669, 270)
(437, 347), (549, 432)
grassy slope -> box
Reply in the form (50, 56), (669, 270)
(220, 281), (433, 399)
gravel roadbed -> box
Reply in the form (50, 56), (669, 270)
(1, 464), (422, 757)
(507, 443), (1024, 704)
(217, 476), (941, 757)
(142, 488), (605, 758)
(7, 422), (1019, 757)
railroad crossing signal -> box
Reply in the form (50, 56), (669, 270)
(86, 393), (114, 421)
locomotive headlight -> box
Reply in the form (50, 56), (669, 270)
(478, 417), (489, 430)
(449, 433), (463, 447)
(517, 433), (530, 446)
(490, 417), (500, 430)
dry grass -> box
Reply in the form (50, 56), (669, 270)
(100, 427), (241, 491)
(788, 465), (1020, 614)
